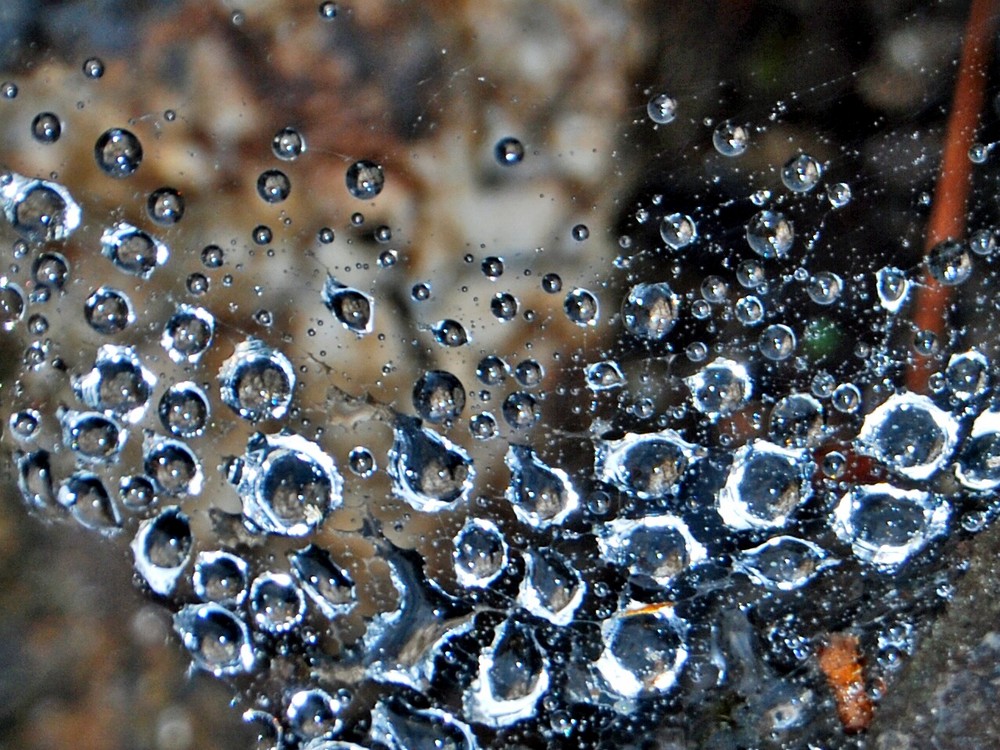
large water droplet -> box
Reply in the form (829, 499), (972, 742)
(219, 339), (296, 421)
(594, 603), (687, 699)
(718, 440), (814, 530)
(57, 471), (121, 534)
(288, 544), (357, 619)
(745, 210), (794, 259)
(856, 391), (958, 481)
(249, 571), (306, 634)
(173, 603), (255, 676)
(832, 484), (949, 570)
(131, 506), (193, 595)
(322, 276), (374, 335)
(597, 430), (700, 500)
(230, 432), (343, 537)
(94, 128), (143, 178)
(162, 305), (215, 363)
(143, 436), (204, 496)
(100, 222), (168, 278)
(60, 409), (126, 463)
(597, 514), (707, 588)
(505, 445), (579, 528)
(73, 344), (155, 423)
(453, 518), (508, 588)
(0, 172), (82, 242)
(193, 550), (250, 607)
(621, 282), (679, 340)
(734, 536), (837, 591)
(387, 417), (475, 512)
(685, 357), (752, 420)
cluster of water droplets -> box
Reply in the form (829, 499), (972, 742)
(2, 14), (1000, 749)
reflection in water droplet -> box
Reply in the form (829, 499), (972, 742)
(646, 93), (677, 124)
(131, 507), (193, 595)
(0, 173), (82, 242)
(388, 417), (475, 512)
(833, 484), (949, 571)
(563, 288), (599, 327)
(95, 128), (143, 178)
(231, 432), (343, 537)
(173, 603), (255, 676)
(101, 221), (169, 278)
(345, 159), (384, 199)
(465, 618), (549, 727)
(780, 153), (822, 192)
(322, 276), (374, 335)
(597, 430), (699, 500)
(746, 210), (794, 259)
(61, 409), (126, 463)
(713, 121), (749, 156)
(144, 436), (204, 496)
(73, 344), (155, 423)
(659, 213), (697, 250)
(413, 370), (466, 423)
(494, 136), (524, 165)
(856, 391), (958, 481)
(219, 339), (296, 421)
(598, 514), (707, 588)
(735, 536), (837, 591)
(289, 545), (357, 619)
(249, 572), (306, 634)
(505, 445), (578, 528)
(162, 305), (215, 363)
(193, 550), (250, 607)
(453, 518), (508, 588)
(685, 358), (752, 420)
(595, 603), (688, 699)
(718, 440), (814, 530)
(621, 281), (679, 340)
(58, 471), (121, 534)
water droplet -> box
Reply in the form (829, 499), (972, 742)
(969, 142), (989, 163)
(61, 409), (125, 463)
(490, 292), (518, 321)
(32, 251), (69, 289)
(746, 210), (794, 259)
(0, 172), (82, 242)
(286, 688), (345, 741)
(769, 393), (824, 447)
(73, 344), (155, 423)
(832, 484), (949, 570)
(481, 256), (504, 279)
(431, 318), (468, 347)
(494, 136), (524, 165)
(572, 224), (590, 241)
(272, 127), (306, 160)
(94, 128), (143, 179)
(956, 409), (1000, 489)
(597, 430), (700, 500)
(969, 227), (999, 256)
(621, 281), (679, 340)
(9, 409), (40, 440)
(231, 432), (343, 536)
(318, 1), (338, 20)
(413, 370), (466, 423)
(387, 417), (475, 512)
(827, 182), (852, 208)
(502, 391), (540, 429)
(147, 187), (185, 225)
(82, 57), (105, 79)
(345, 159), (384, 199)
(289, 545), (357, 619)
(161, 304), (215, 363)
(685, 358), (752, 420)
(453, 518), (508, 588)
(926, 238), (972, 286)
(370, 698), (477, 750)
(564, 288), (599, 327)
(58, 471), (122, 533)
(541, 273), (562, 293)
(131, 507), (193, 595)
(735, 536), (837, 591)
(101, 221), (169, 278)
(718, 440), (813, 530)
(597, 515), (707, 588)
(505, 445), (578, 528)
(806, 271), (843, 305)
(646, 93), (677, 124)
(322, 276), (374, 335)
(193, 550), (250, 607)
(465, 618), (549, 727)
(518, 547), (585, 625)
(250, 572), (306, 633)
(219, 339), (296, 421)
(84, 286), (134, 334)
(159, 382), (210, 438)
(257, 169), (291, 203)
(31, 112), (61, 143)
(758, 323), (797, 361)
(659, 213), (697, 250)
(594, 603), (687, 698)
(513, 359), (544, 389)
(780, 153), (822, 193)
(119, 475), (156, 510)
(0, 81), (17, 99)
(944, 349), (990, 403)
(585, 360), (625, 391)
(0, 278), (25, 331)
(411, 282), (431, 301)
(875, 266), (909, 312)
(735, 295), (765, 325)
(476, 355), (508, 385)
(348, 446), (376, 477)
(173, 603), (255, 676)
(144, 436), (203, 496)
(856, 391), (958, 481)
(713, 121), (749, 156)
